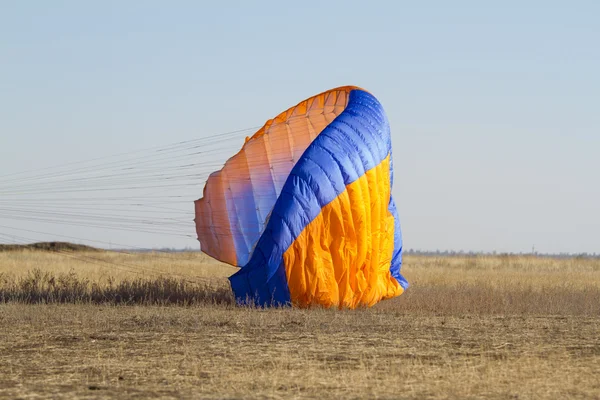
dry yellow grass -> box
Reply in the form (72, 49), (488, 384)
(1, 305), (598, 399)
(403, 254), (600, 291)
(0, 250), (599, 399)
(387, 254), (600, 316)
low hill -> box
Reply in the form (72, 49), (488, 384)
(0, 242), (101, 252)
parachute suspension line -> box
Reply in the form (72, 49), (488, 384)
(0, 113), (324, 190)
(0, 127), (260, 182)
(0, 135), (329, 193)
(1, 107), (368, 247)
(0, 124), (269, 253)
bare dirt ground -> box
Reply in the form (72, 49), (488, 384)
(0, 251), (599, 399)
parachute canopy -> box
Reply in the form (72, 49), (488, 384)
(194, 86), (407, 308)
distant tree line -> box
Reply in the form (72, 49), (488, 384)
(404, 249), (599, 259)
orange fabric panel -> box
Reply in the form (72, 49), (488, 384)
(262, 118), (295, 193)
(246, 86), (359, 142)
(282, 155), (403, 309)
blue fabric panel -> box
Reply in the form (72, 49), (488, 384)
(386, 131), (407, 289)
(251, 181), (278, 250)
(389, 196), (407, 289)
(228, 177), (259, 267)
(222, 179), (249, 264)
(229, 89), (406, 306)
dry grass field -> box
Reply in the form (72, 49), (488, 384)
(1, 249), (599, 399)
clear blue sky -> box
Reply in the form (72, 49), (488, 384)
(1, 1), (598, 254)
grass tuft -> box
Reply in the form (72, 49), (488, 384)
(0, 269), (234, 305)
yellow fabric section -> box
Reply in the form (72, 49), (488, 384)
(282, 155), (403, 309)
(195, 86), (360, 266)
